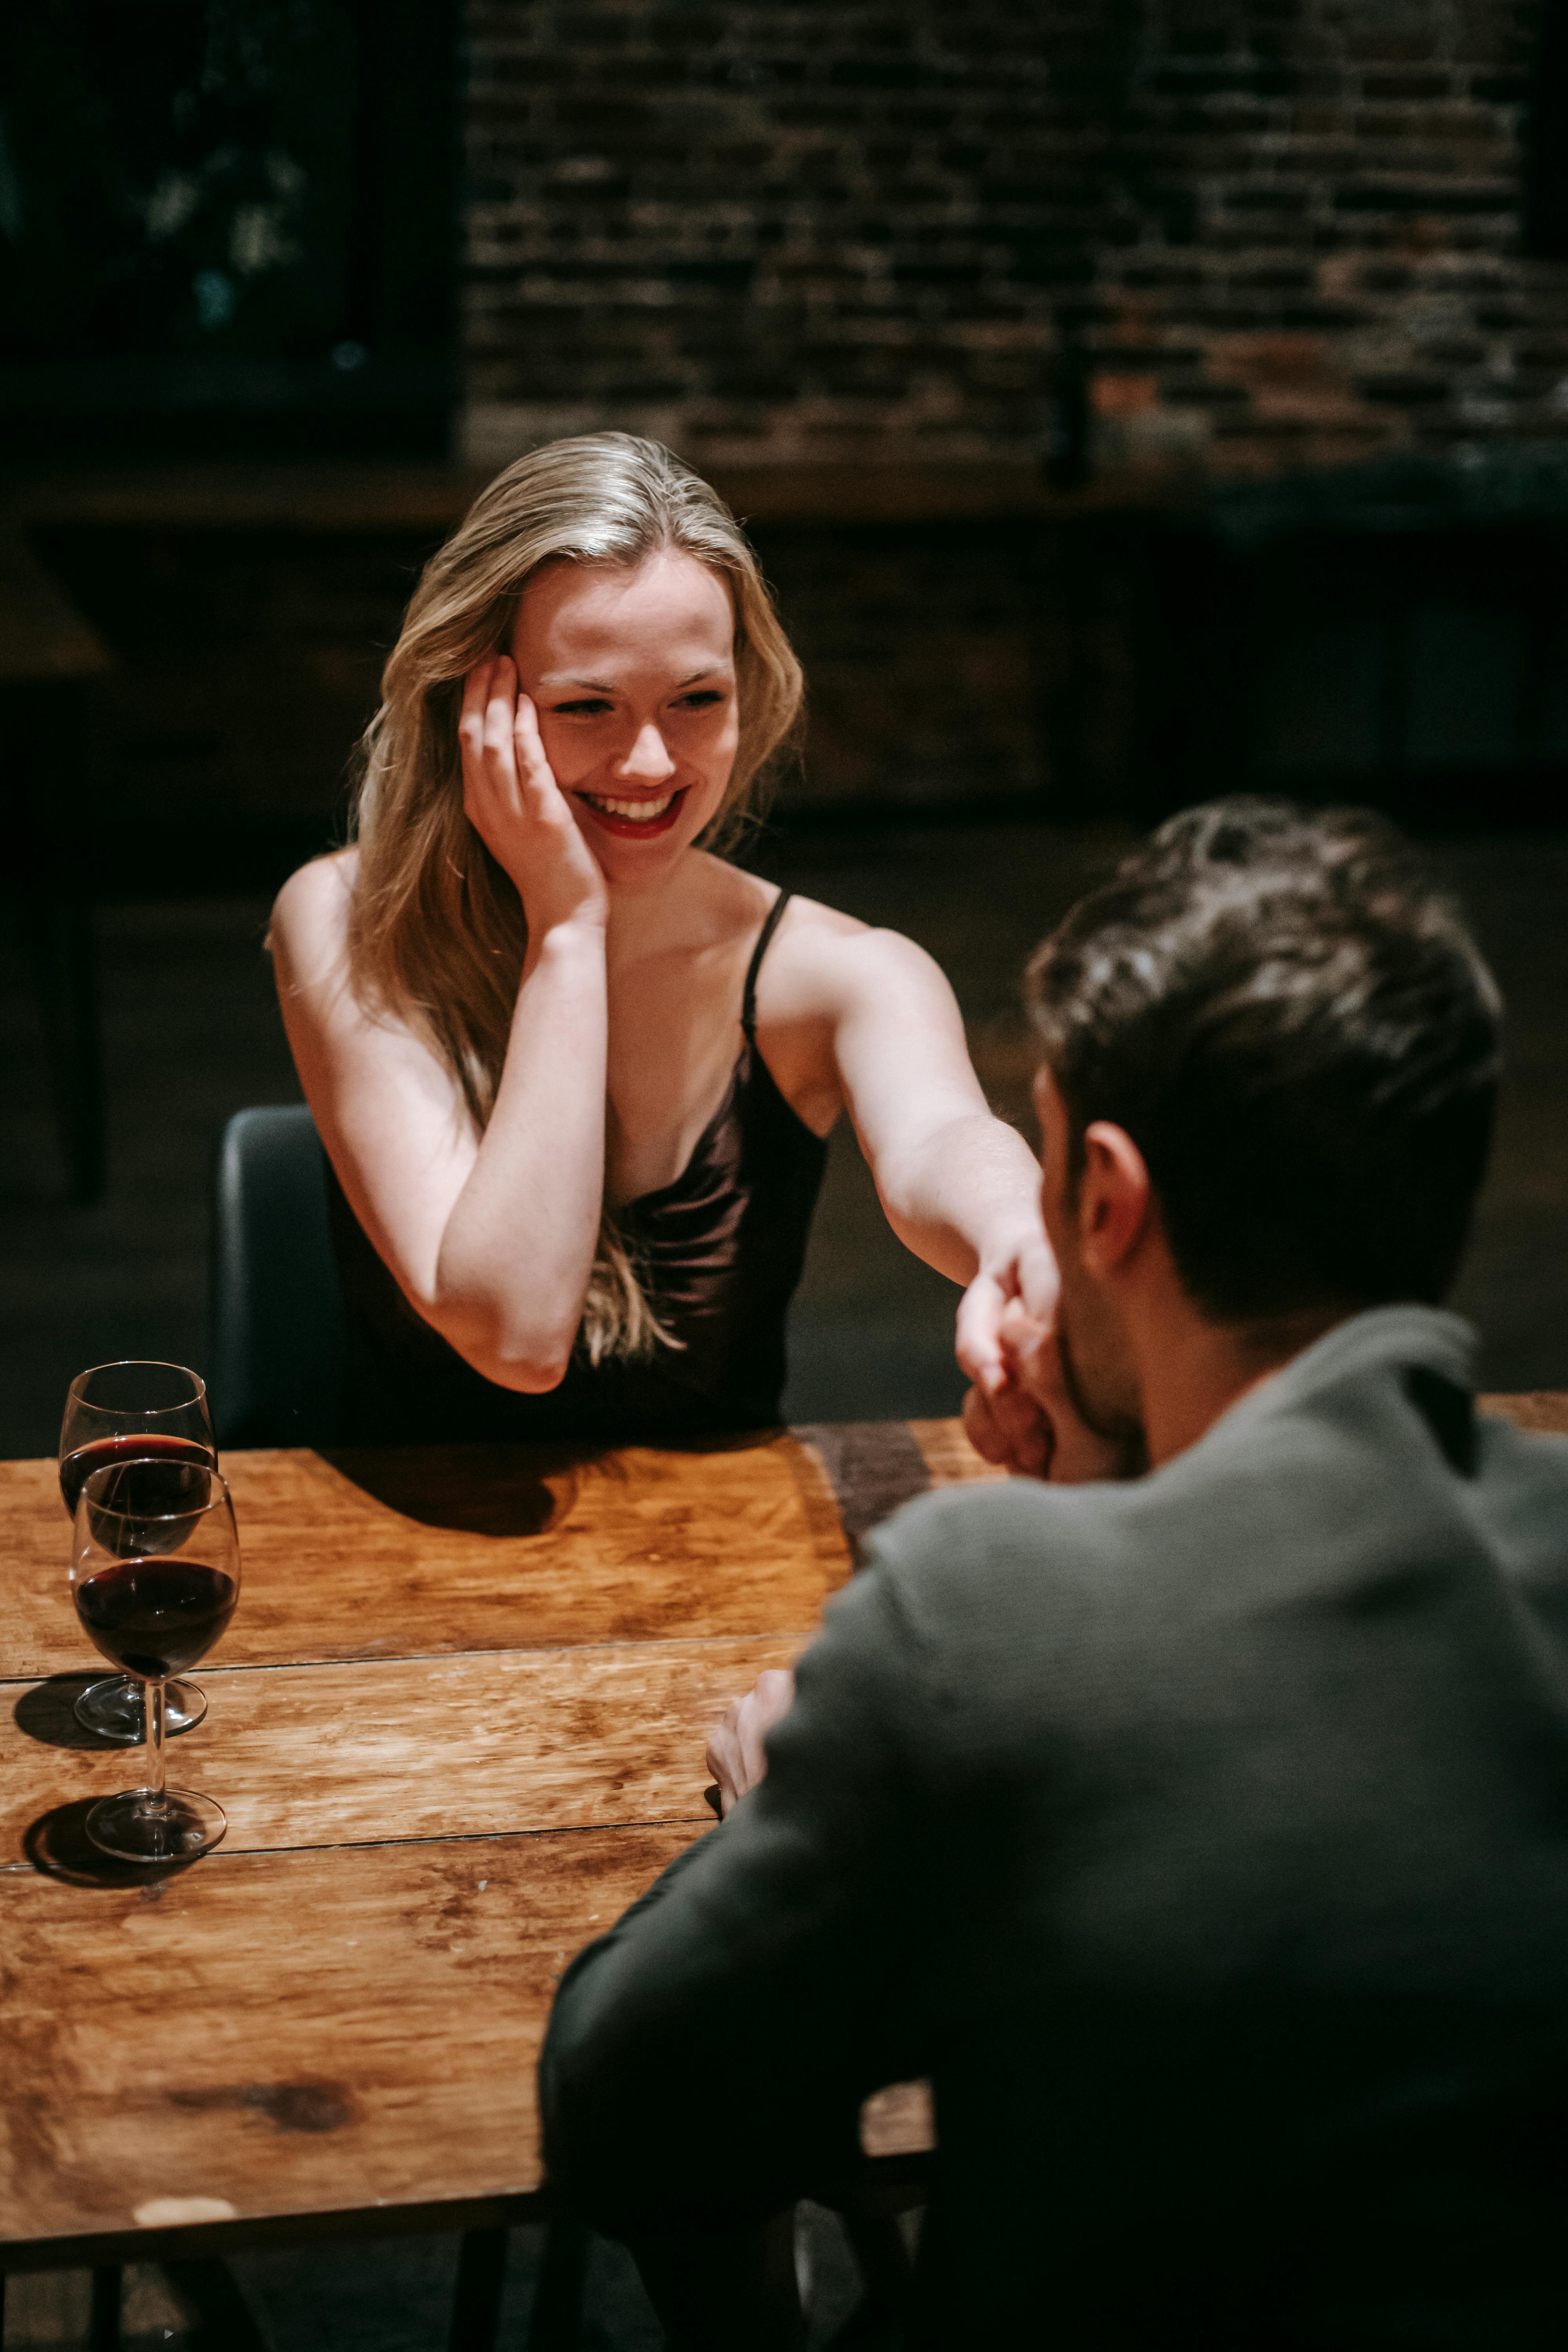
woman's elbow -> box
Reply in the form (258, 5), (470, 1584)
(427, 1299), (576, 1393)
(467, 1318), (576, 1392)
(487, 1344), (573, 1394)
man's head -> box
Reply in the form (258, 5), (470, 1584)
(1025, 798), (1503, 1443)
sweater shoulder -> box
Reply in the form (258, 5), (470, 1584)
(857, 1476), (1142, 1654)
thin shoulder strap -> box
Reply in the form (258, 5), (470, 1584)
(741, 890), (793, 1042)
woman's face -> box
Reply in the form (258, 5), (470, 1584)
(508, 550), (740, 887)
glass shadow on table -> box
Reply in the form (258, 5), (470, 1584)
(23, 1795), (201, 1889)
(17, 1681), (213, 1886)
(15, 1671), (128, 1751)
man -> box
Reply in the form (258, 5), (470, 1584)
(541, 799), (1568, 2347)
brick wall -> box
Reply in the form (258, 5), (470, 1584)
(461, 0), (1568, 478)
(1085, 0), (1565, 477)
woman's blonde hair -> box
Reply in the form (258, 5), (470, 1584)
(346, 432), (804, 1364)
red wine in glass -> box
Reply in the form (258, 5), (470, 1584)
(75, 1560), (239, 1681)
(58, 1363), (217, 1743)
(61, 1431), (215, 1517)
(71, 1462), (241, 1864)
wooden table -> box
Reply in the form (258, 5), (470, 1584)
(1, 1420), (986, 2295)
(5, 1397), (1565, 2318)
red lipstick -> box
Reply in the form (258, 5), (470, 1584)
(575, 787), (688, 840)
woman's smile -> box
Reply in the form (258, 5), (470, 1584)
(575, 786), (690, 838)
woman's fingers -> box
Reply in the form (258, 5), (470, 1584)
(463, 662), (563, 822)
(461, 661), (545, 844)
(456, 655), (609, 929)
(512, 690), (557, 801)
(1014, 1233), (1060, 1330)
(458, 660), (496, 779)
(460, 657), (523, 822)
(1001, 1289), (1048, 1392)
(512, 690), (583, 838)
(955, 1269), (1010, 1395)
(956, 1236), (1059, 1401)
(997, 1291), (1044, 1361)
(963, 1296), (1060, 1477)
(482, 658), (522, 779)
(459, 658), (493, 734)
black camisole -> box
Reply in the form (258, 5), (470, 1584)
(325, 890), (829, 1443)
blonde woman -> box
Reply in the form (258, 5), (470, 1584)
(270, 434), (1054, 1444)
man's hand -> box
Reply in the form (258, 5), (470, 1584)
(705, 1669), (795, 1818)
(961, 1362), (1054, 1477)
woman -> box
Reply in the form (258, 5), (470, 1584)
(270, 433), (1053, 1443)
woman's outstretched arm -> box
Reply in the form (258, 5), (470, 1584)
(760, 920), (1057, 1458)
(270, 660), (610, 1391)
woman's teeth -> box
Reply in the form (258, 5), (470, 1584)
(582, 793), (677, 823)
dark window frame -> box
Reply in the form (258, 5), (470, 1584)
(1523, 0), (1568, 261)
(0, 0), (462, 461)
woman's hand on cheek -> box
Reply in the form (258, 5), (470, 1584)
(459, 657), (610, 938)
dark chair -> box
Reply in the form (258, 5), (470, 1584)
(207, 1104), (345, 1451)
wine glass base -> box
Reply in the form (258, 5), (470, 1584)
(74, 1675), (206, 1743)
(85, 1786), (227, 1864)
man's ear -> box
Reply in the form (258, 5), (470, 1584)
(1076, 1120), (1154, 1277)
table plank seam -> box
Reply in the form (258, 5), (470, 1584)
(0, 1624), (824, 1688)
(0, 1812), (716, 1875)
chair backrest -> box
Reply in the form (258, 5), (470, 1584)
(208, 1104), (345, 1450)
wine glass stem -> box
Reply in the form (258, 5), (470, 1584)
(143, 1678), (167, 1803)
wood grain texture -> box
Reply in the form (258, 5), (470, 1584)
(3, 1638), (799, 1864)
(1, 1433), (852, 1680)
(2, 1824), (699, 2258)
(1480, 1392), (1568, 1438)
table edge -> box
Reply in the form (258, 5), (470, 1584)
(0, 2189), (551, 2274)
(0, 2150), (935, 2272)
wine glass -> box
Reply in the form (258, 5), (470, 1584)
(71, 1457), (240, 1864)
(59, 1361), (216, 1742)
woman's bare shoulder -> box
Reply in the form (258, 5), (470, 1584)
(762, 891), (957, 1024)
(270, 847), (359, 970)
(688, 857), (865, 955)
(774, 889), (866, 945)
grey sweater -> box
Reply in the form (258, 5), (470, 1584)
(542, 1308), (1568, 2346)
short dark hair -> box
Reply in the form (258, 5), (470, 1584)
(1026, 798), (1503, 1320)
